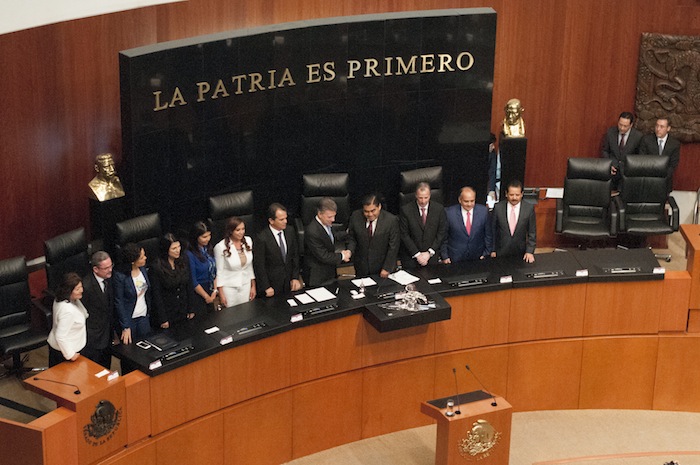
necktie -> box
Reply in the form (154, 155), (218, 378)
(420, 207), (427, 225)
(100, 280), (105, 293)
(326, 225), (334, 243)
(278, 232), (287, 262)
(367, 221), (373, 238)
(619, 133), (626, 153)
(466, 211), (472, 235)
(658, 139), (664, 155)
(509, 206), (517, 236)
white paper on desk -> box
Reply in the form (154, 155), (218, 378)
(295, 293), (315, 304)
(306, 287), (336, 302)
(351, 277), (377, 287)
(545, 187), (564, 199)
(388, 270), (420, 285)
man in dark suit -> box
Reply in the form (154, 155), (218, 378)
(491, 180), (537, 263)
(304, 198), (352, 286)
(253, 203), (302, 297)
(399, 182), (447, 269)
(347, 193), (400, 278)
(441, 187), (492, 263)
(80, 251), (114, 369)
(601, 111), (643, 190)
(638, 116), (681, 192)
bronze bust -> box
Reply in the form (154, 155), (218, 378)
(502, 98), (525, 137)
(88, 153), (125, 202)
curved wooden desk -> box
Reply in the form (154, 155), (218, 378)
(3, 247), (697, 465)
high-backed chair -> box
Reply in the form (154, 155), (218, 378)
(295, 173), (350, 255)
(615, 155), (679, 261)
(0, 257), (49, 378)
(44, 227), (90, 294)
(555, 158), (617, 242)
(208, 190), (254, 244)
(399, 166), (443, 206)
(114, 213), (162, 266)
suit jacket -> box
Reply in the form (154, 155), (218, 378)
(80, 272), (114, 352)
(400, 201), (447, 268)
(492, 200), (537, 258)
(253, 226), (300, 295)
(150, 258), (196, 326)
(638, 133), (681, 190)
(441, 204), (492, 262)
(113, 266), (152, 331)
(304, 218), (343, 286)
(347, 209), (400, 277)
(601, 126), (643, 169)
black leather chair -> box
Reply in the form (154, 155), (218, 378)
(399, 166), (443, 206)
(615, 155), (679, 261)
(555, 158), (618, 242)
(44, 227), (91, 294)
(295, 173), (350, 256)
(208, 190), (254, 244)
(0, 257), (49, 378)
(114, 213), (162, 266)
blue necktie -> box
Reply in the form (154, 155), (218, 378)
(326, 226), (334, 243)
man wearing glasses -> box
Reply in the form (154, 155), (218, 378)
(80, 251), (115, 369)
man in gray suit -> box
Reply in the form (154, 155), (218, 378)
(491, 180), (537, 263)
(639, 116), (681, 192)
(601, 111), (643, 190)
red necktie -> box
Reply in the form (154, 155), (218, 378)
(619, 133), (626, 153)
(466, 211), (472, 235)
(421, 207), (427, 225)
(367, 221), (373, 238)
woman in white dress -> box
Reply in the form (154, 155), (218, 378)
(214, 217), (256, 308)
(47, 272), (88, 367)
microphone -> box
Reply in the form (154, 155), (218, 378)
(33, 377), (81, 395)
(451, 368), (462, 415)
(465, 364), (497, 406)
(374, 275), (393, 300)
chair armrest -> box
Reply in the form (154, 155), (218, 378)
(555, 198), (563, 233)
(31, 295), (53, 331)
(609, 198), (619, 236)
(668, 196), (680, 231)
(613, 196), (625, 231)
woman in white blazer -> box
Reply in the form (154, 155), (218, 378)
(214, 217), (256, 308)
(47, 272), (88, 367)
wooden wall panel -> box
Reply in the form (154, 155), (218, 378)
(434, 295), (465, 353)
(124, 370), (152, 445)
(219, 332), (291, 406)
(654, 335), (700, 412)
(583, 281), (663, 336)
(149, 353), (222, 434)
(432, 346), (509, 401)
(1, 0), (699, 261)
(506, 340), (583, 411)
(508, 284), (586, 342)
(223, 391), (293, 465)
(99, 442), (157, 465)
(0, 418), (49, 465)
(579, 337), (658, 409)
(361, 357), (435, 439)
(292, 371), (363, 458)
(155, 414), (224, 465)
(288, 314), (363, 385)
(660, 271), (691, 332)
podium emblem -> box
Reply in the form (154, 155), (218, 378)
(458, 419), (501, 460)
(83, 400), (122, 446)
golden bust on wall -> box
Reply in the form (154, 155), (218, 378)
(502, 98), (525, 138)
(88, 153), (125, 202)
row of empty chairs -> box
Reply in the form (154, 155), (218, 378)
(555, 156), (679, 259)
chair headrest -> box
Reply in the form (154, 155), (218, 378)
(400, 166), (443, 193)
(0, 256), (27, 286)
(567, 158), (611, 181)
(116, 213), (162, 244)
(302, 173), (349, 196)
(624, 155), (670, 177)
(209, 190), (254, 219)
(44, 228), (87, 264)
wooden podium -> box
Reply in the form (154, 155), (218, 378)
(421, 391), (512, 465)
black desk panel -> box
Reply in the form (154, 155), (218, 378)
(363, 292), (451, 333)
(504, 251), (588, 288)
(414, 258), (511, 297)
(570, 248), (664, 283)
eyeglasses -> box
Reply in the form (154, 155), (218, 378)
(97, 263), (114, 271)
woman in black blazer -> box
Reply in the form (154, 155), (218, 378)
(151, 233), (196, 328)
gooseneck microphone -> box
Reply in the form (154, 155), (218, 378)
(465, 364), (497, 407)
(33, 377), (81, 395)
(451, 368), (462, 415)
